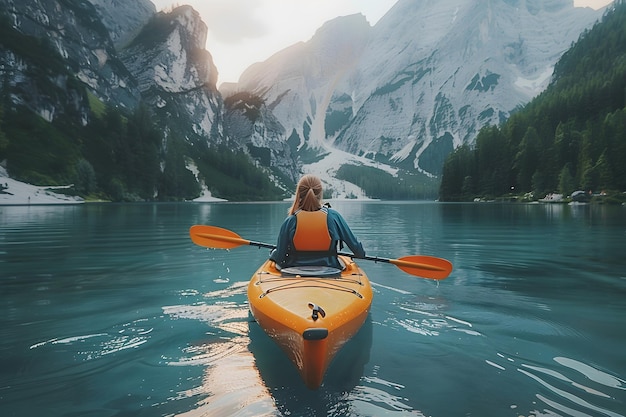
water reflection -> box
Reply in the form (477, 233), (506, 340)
(163, 283), (275, 416)
(163, 285), (375, 416)
(171, 337), (276, 417)
(159, 272), (439, 417)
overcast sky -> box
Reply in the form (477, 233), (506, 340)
(151, 0), (613, 86)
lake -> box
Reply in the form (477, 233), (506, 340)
(1, 201), (625, 416)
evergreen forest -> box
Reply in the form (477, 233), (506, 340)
(439, 0), (626, 204)
(0, 100), (284, 201)
(336, 165), (439, 200)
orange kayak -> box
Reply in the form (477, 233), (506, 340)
(247, 255), (373, 389)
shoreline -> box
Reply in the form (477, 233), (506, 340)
(0, 166), (228, 205)
(0, 168), (84, 206)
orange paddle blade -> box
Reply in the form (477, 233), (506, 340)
(389, 256), (453, 280)
(189, 225), (250, 249)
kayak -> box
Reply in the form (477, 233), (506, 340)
(189, 224), (451, 388)
(247, 255), (373, 389)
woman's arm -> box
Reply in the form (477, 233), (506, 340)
(328, 209), (365, 258)
(269, 216), (296, 266)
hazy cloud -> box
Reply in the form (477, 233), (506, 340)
(200, 0), (269, 44)
(150, 0), (609, 84)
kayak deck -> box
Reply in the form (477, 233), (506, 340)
(247, 255), (373, 389)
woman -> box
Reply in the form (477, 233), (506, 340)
(270, 174), (365, 270)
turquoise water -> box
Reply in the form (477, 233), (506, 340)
(1, 202), (625, 416)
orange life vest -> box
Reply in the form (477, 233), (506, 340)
(293, 209), (332, 252)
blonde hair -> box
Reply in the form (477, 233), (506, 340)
(289, 174), (323, 215)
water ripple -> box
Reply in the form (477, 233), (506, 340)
(518, 365), (623, 417)
(166, 337), (248, 367)
(347, 376), (426, 416)
(29, 319), (154, 360)
(554, 357), (626, 391)
(387, 303), (480, 338)
(487, 352), (626, 417)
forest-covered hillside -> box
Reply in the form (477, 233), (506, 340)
(0, 98), (284, 202)
(439, 0), (626, 203)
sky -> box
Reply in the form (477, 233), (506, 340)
(150, 0), (613, 86)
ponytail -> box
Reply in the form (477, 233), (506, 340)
(288, 175), (323, 215)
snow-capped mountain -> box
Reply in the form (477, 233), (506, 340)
(228, 0), (604, 178)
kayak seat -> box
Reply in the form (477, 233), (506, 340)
(280, 266), (342, 278)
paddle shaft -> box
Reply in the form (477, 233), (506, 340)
(194, 231), (444, 272)
(197, 231), (357, 255)
(190, 225), (452, 279)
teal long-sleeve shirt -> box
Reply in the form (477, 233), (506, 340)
(269, 207), (365, 269)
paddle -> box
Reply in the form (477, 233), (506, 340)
(189, 225), (452, 280)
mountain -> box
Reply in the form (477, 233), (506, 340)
(0, 0), (608, 201)
(226, 0), (604, 185)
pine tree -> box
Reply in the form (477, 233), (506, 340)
(595, 149), (613, 190)
(558, 164), (575, 196)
